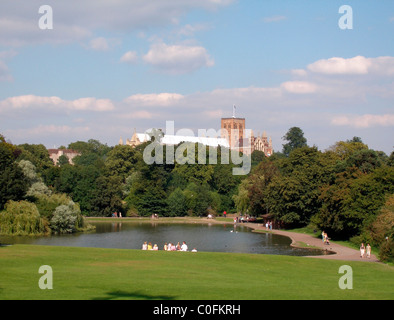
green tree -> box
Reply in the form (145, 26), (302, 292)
(90, 175), (124, 216)
(282, 127), (308, 157)
(17, 143), (54, 173)
(266, 147), (336, 227)
(167, 188), (187, 216)
(57, 154), (70, 166)
(0, 200), (49, 235)
(68, 139), (111, 157)
(104, 145), (140, 181)
(0, 138), (28, 209)
(314, 166), (394, 238)
(18, 160), (51, 198)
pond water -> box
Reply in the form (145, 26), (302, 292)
(0, 222), (330, 256)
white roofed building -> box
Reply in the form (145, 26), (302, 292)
(120, 130), (229, 149)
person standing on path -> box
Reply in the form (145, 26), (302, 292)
(366, 243), (371, 258)
(360, 243), (365, 258)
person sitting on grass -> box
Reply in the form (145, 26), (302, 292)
(181, 241), (188, 251)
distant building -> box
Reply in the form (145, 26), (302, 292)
(221, 116), (246, 153)
(250, 131), (273, 157)
(121, 130), (229, 149)
(120, 107), (272, 157)
(48, 149), (80, 165)
(221, 107), (272, 156)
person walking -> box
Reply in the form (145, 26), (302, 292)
(366, 243), (371, 259)
(360, 243), (365, 258)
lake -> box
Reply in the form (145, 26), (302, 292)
(0, 221), (331, 256)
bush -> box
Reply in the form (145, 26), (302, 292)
(379, 238), (394, 262)
(0, 200), (49, 235)
(50, 201), (84, 234)
(50, 205), (77, 234)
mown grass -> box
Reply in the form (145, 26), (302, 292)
(0, 244), (393, 300)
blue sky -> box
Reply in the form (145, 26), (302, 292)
(0, 0), (393, 154)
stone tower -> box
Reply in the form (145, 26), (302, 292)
(221, 108), (246, 153)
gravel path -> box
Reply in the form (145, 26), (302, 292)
(243, 223), (380, 262)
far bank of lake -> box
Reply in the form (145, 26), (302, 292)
(0, 217), (331, 257)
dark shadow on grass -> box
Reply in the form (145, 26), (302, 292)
(92, 290), (177, 300)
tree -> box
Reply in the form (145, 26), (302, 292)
(346, 149), (382, 173)
(104, 145), (141, 181)
(314, 166), (394, 238)
(233, 178), (251, 214)
(68, 139), (111, 157)
(365, 194), (394, 247)
(0, 200), (49, 235)
(57, 154), (70, 166)
(167, 188), (187, 216)
(265, 147), (336, 227)
(18, 160), (51, 197)
(17, 143), (53, 173)
(50, 201), (83, 234)
(0, 138), (28, 209)
(90, 175), (124, 216)
(240, 160), (279, 215)
(329, 140), (368, 161)
(282, 127), (307, 157)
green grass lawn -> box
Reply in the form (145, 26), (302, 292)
(0, 244), (393, 300)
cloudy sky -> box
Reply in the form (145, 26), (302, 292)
(0, 0), (393, 154)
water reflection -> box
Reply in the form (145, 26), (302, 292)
(0, 222), (330, 256)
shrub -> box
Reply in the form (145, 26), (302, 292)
(379, 238), (394, 263)
(50, 200), (85, 234)
(50, 204), (77, 234)
(0, 200), (49, 235)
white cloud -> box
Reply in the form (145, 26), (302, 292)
(142, 42), (214, 74)
(307, 56), (371, 75)
(306, 56), (394, 76)
(368, 56), (394, 76)
(331, 114), (394, 128)
(0, 17), (92, 46)
(124, 93), (184, 107)
(0, 1), (233, 47)
(0, 95), (115, 112)
(281, 81), (318, 94)
(120, 51), (138, 64)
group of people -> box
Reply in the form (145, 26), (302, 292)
(360, 243), (372, 258)
(142, 241), (197, 252)
(265, 221), (273, 230)
(321, 231), (330, 245)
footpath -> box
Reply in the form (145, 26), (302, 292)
(243, 223), (380, 262)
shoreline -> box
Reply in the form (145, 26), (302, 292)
(86, 216), (380, 262)
(242, 222), (380, 262)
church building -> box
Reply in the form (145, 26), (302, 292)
(120, 106), (273, 157)
(220, 106), (273, 157)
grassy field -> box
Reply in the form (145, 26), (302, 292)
(0, 244), (393, 300)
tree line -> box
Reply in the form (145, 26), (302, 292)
(233, 128), (393, 261)
(0, 129), (393, 261)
